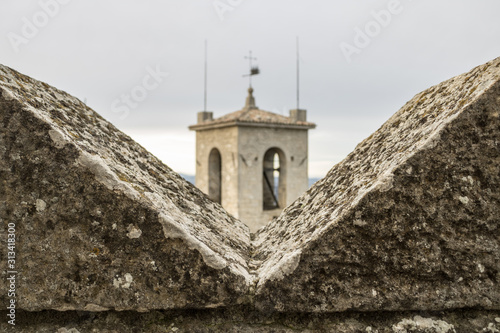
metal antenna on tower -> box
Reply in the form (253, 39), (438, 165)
(243, 50), (259, 87)
(296, 37), (300, 110)
(203, 39), (208, 111)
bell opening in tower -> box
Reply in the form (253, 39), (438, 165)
(208, 148), (222, 204)
(263, 148), (286, 210)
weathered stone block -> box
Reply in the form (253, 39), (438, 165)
(253, 57), (500, 312)
(0, 65), (251, 311)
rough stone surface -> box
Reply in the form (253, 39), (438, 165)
(1, 309), (499, 332)
(0, 64), (251, 311)
(253, 57), (500, 312)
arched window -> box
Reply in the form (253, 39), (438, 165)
(208, 148), (222, 204)
(263, 148), (286, 210)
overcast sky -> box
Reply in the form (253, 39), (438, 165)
(2, 0), (500, 177)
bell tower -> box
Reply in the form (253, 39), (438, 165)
(189, 88), (315, 232)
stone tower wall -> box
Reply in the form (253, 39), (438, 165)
(195, 126), (240, 217)
(237, 126), (309, 231)
(195, 124), (309, 231)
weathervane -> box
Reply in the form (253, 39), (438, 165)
(243, 50), (260, 88)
